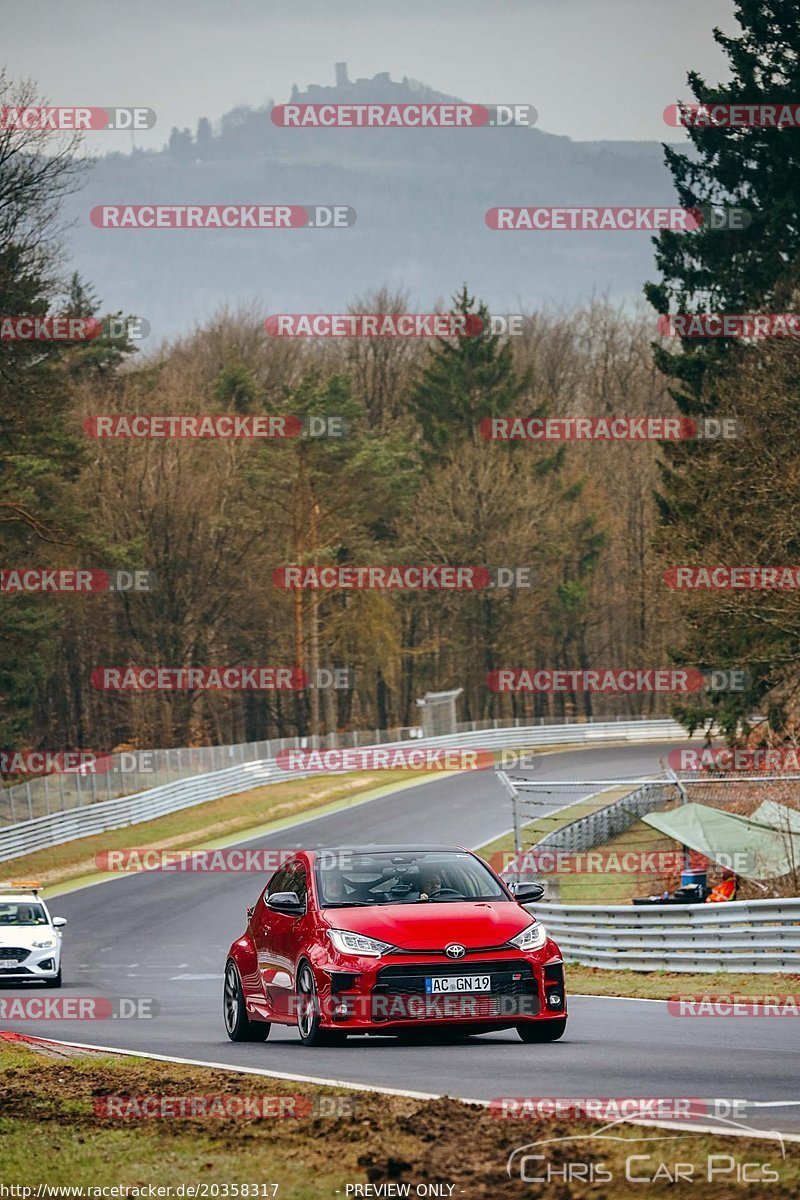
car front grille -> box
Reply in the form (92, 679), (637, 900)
(0, 948), (31, 964)
(376, 959), (534, 995)
(371, 959), (539, 1021)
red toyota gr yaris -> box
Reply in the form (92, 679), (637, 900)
(224, 845), (567, 1046)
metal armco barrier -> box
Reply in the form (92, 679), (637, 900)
(521, 777), (676, 857)
(528, 897), (800, 973)
(0, 713), (680, 826)
(0, 717), (688, 863)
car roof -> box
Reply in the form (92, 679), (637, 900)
(310, 845), (469, 855)
(0, 893), (47, 904)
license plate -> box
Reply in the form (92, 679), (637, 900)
(425, 974), (491, 994)
(0, 959), (18, 969)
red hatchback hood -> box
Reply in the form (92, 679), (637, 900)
(320, 901), (532, 950)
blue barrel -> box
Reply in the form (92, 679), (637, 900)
(681, 868), (707, 889)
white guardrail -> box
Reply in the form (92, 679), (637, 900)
(3, 714), (798, 973)
(528, 897), (800, 974)
(0, 717), (686, 863)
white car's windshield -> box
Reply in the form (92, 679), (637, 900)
(0, 902), (49, 926)
(316, 851), (508, 907)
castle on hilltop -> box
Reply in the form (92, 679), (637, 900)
(290, 63), (455, 105)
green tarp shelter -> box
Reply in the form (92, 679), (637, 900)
(641, 802), (800, 881)
(751, 798), (800, 836)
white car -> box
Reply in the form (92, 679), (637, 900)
(0, 883), (66, 986)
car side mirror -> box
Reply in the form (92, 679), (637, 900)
(52, 917), (67, 928)
(510, 882), (545, 904)
(266, 891), (305, 915)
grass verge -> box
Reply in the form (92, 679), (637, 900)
(1, 1038), (798, 1199)
(566, 964), (800, 1000)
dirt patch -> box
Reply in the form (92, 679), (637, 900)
(1, 1038), (798, 1199)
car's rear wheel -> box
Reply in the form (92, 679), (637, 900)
(517, 1017), (567, 1043)
(296, 962), (346, 1047)
(224, 961), (270, 1042)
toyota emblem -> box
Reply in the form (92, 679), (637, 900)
(445, 943), (466, 959)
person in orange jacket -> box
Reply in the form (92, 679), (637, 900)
(706, 872), (737, 903)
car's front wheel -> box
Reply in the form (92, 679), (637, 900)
(296, 962), (345, 1047)
(224, 961), (270, 1042)
(517, 1017), (567, 1043)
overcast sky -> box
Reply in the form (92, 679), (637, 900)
(3, 0), (738, 153)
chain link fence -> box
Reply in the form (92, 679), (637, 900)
(0, 711), (648, 827)
(498, 767), (800, 902)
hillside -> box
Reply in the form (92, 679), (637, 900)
(61, 65), (677, 339)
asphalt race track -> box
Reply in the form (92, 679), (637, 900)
(2, 741), (799, 1135)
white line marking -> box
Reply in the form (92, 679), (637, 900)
(171, 973), (222, 981)
(570, 993), (668, 1004)
(10, 1036), (443, 1100)
(6, 1034), (799, 1141)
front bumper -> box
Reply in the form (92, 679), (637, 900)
(314, 945), (566, 1030)
(0, 946), (60, 982)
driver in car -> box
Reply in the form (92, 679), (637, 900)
(418, 869), (443, 900)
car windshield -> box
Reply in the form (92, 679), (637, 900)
(0, 901), (48, 926)
(316, 851), (508, 907)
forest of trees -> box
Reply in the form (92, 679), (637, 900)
(1, 265), (682, 751)
(2, 0), (800, 758)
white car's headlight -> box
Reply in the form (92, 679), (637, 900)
(509, 922), (547, 952)
(32, 937), (56, 949)
(327, 929), (395, 958)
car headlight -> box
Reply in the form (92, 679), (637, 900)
(32, 937), (56, 949)
(327, 929), (395, 958)
(509, 922), (547, 952)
